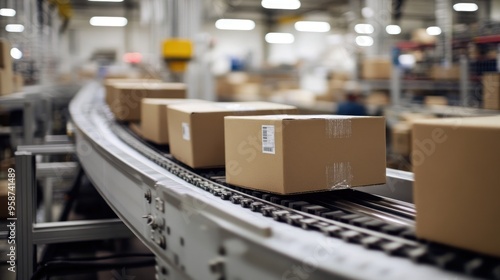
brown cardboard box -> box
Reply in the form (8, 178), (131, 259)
(109, 83), (186, 121)
(167, 102), (298, 168)
(482, 73), (500, 110)
(12, 73), (23, 92)
(362, 58), (392, 80)
(413, 116), (500, 257)
(0, 39), (14, 95)
(411, 29), (437, 45)
(424, 96), (448, 106)
(365, 92), (390, 106)
(225, 115), (386, 194)
(104, 78), (162, 106)
(392, 122), (412, 156)
(0, 180), (9, 219)
(430, 65), (460, 80)
(141, 98), (209, 144)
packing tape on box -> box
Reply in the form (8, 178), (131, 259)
(326, 118), (352, 138)
(326, 162), (353, 190)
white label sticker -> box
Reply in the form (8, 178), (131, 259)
(182, 122), (190, 141)
(262, 125), (275, 154)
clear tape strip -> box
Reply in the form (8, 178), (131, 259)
(326, 162), (353, 190)
(326, 118), (352, 138)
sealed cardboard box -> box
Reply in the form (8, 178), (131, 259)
(430, 65), (460, 80)
(424, 95), (448, 106)
(482, 73), (500, 110)
(141, 98), (210, 144)
(392, 122), (412, 156)
(361, 58), (392, 80)
(0, 180), (9, 219)
(167, 102), (298, 168)
(0, 39), (14, 95)
(225, 115), (386, 194)
(104, 78), (162, 106)
(365, 91), (390, 106)
(109, 83), (186, 121)
(413, 116), (500, 257)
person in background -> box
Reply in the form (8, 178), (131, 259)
(336, 81), (367, 116)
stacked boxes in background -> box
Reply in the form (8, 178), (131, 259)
(225, 115), (386, 194)
(413, 116), (500, 257)
(361, 58), (392, 80)
(107, 82), (186, 121)
(391, 113), (436, 157)
(140, 98), (210, 145)
(429, 65), (460, 80)
(482, 73), (500, 110)
(167, 102), (298, 168)
(0, 39), (14, 95)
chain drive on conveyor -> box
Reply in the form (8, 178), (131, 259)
(101, 108), (500, 280)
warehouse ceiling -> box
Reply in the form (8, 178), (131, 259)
(67, 0), (492, 28)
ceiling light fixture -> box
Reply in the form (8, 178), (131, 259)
(10, 48), (22, 59)
(354, 23), (374, 34)
(453, 3), (478, 12)
(355, 36), (373, 47)
(90, 16), (128, 27)
(0, 8), (16, 17)
(426, 26), (442, 36)
(88, 0), (124, 2)
(215, 19), (255, 31)
(294, 21), (330, 32)
(265, 32), (294, 44)
(5, 24), (24, 32)
(386, 25), (401, 35)
(261, 0), (300, 10)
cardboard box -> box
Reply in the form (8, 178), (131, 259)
(0, 180), (9, 219)
(109, 83), (186, 121)
(430, 65), (460, 80)
(361, 58), (392, 80)
(225, 115), (386, 194)
(413, 116), (500, 257)
(0, 39), (14, 95)
(12, 73), (23, 92)
(104, 78), (162, 106)
(424, 95), (448, 106)
(411, 28), (437, 45)
(167, 102), (298, 168)
(392, 122), (412, 156)
(366, 91), (390, 106)
(141, 98), (209, 144)
(482, 73), (500, 110)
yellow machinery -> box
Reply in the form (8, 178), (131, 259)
(162, 39), (193, 73)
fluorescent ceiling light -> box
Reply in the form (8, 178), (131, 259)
(5, 24), (24, 32)
(426, 26), (441, 36)
(453, 3), (478, 12)
(0, 8), (16, 17)
(10, 48), (22, 59)
(90, 16), (128, 27)
(265, 32), (294, 44)
(354, 23), (374, 34)
(386, 25), (401, 35)
(355, 36), (373, 47)
(88, 0), (124, 2)
(215, 19), (255, 31)
(261, 0), (300, 10)
(294, 21), (330, 32)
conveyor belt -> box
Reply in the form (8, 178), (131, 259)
(106, 108), (500, 279)
(71, 83), (500, 280)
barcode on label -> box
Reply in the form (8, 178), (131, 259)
(182, 122), (190, 141)
(262, 125), (275, 154)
